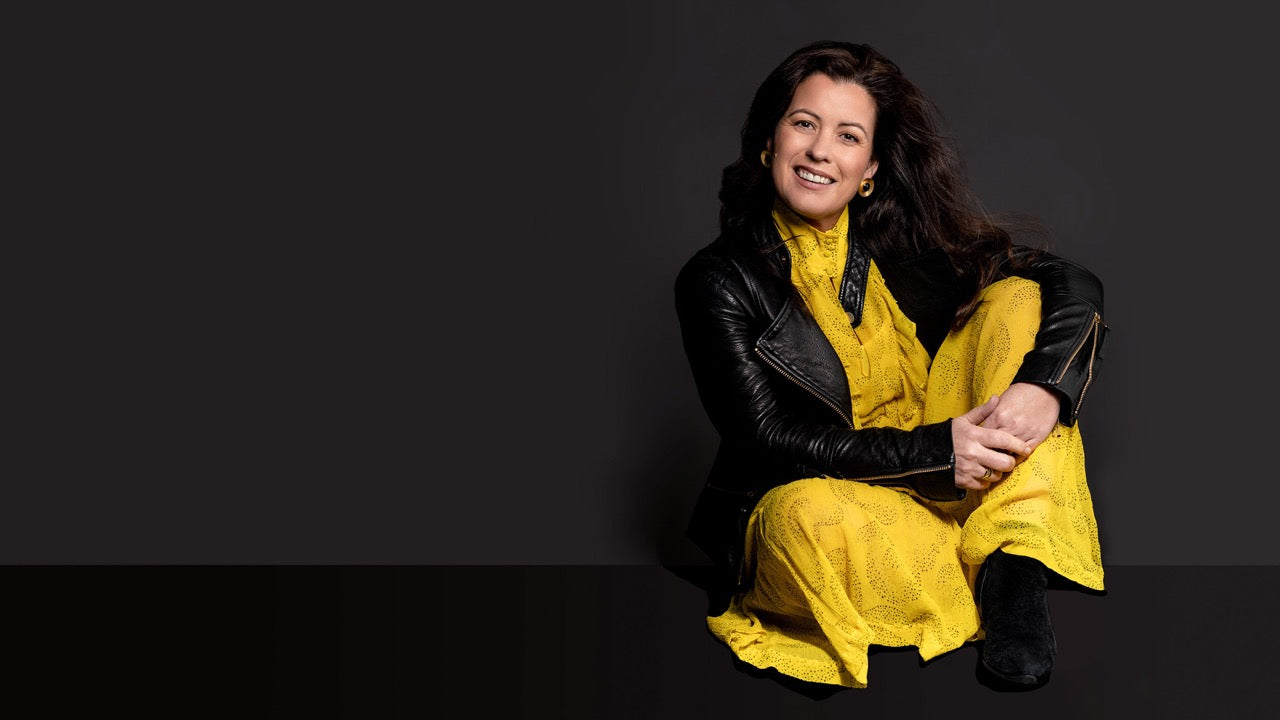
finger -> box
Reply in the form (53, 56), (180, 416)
(962, 395), (1000, 425)
(975, 426), (1033, 459)
(981, 403), (1037, 435)
(975, 448), (1019, 474)
(958, 458), (1001, 487)
(978, 399), (1007, 430)
(956, 477), (991, 491)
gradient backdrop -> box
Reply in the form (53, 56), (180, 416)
(12, 1), (1276, 567)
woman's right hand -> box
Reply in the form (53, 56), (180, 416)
(951, 396), (1033, 491)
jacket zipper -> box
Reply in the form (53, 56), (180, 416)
(1055, 312), (1102, 418)
(846, 465), (954, 483)
(753, 347), (854, 428)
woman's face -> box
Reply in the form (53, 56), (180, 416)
(767, 73), (879, 232)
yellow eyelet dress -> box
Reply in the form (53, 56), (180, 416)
(705, 204), (1104, 688)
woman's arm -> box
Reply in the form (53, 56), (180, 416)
(1003, 246), (1109, 426)
(675, 250), (1029, 499)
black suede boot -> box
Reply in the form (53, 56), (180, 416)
(975, 549), (1056, 690)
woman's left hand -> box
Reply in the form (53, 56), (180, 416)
(981, 382), (1059, 452)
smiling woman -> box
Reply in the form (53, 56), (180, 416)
(674, 41), (1109, 691)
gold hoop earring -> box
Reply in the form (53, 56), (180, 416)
(760, 150), (772, 168)
(858, 178), (875, 197)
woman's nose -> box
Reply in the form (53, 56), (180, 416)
(806, 134), (831, 161)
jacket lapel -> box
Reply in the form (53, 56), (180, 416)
(747, 215), (870, 426)
(755, 295), (854, 426)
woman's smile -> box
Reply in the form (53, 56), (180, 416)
(795, 167), (834, 185)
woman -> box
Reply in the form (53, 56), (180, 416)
(674, 41), (1107, 691)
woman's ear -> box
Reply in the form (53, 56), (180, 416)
(866, 158), (879, 178)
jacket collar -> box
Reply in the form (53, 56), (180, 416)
(748, 209), (871, 323)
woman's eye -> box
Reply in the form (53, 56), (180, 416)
(841, 133), (860, 142)
(795, 120), (815, 129)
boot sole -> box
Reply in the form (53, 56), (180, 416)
(977, 656), (1051, 691)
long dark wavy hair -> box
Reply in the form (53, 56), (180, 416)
(719, 41), (1035, 328)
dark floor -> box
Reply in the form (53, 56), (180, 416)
(3, 565), (1274, 717)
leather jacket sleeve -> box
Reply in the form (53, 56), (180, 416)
(1004, 246), (1109, 426)
(675, 249), (960, 502)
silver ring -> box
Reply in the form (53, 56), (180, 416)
(981, 468), (993, 481)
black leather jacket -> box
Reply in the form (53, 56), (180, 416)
(674, 217), (1108, 586)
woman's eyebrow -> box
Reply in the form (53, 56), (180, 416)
(785, 108), (867, 133)
(785, 108), (818, 119)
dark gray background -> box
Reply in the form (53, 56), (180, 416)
(11, 1), (1277, 564)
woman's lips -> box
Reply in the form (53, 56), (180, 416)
(795, 167), (834, 186)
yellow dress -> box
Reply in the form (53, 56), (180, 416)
(705, 205), (1104, 688)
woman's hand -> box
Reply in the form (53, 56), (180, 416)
(952, 396), (1033, 491)
(981, 382), (1059, 451)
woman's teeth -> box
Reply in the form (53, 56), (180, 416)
(797, 169), (832, 184)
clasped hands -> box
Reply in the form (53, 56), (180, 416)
(951, 382), (1059, 491)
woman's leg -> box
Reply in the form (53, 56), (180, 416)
(921, 277), (1104, 686)
(707, 478), (977, 688)
(923, 276), (1103, 588)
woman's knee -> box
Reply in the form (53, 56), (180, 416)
(960, 277), (1045, 397)
(755, 478), (879, 546)
(973, 277), (1042, 335)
